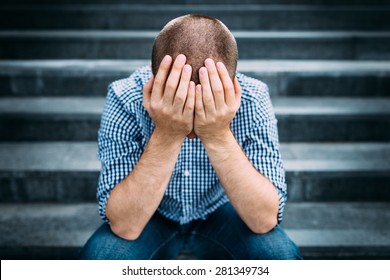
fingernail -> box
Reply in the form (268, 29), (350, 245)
(217, 62), (225, 69)
(163, 55), (171, 64)
(205, 58), (214, 67)
(184, 64), (191, 73)
(177, 54), (186, 64)
(200, 67), (207, 76)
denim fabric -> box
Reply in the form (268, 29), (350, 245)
(80, 202), (302, 260)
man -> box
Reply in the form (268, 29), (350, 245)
(80, 14), (301, 260)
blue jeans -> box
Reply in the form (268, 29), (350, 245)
(80, 202), (302, 260)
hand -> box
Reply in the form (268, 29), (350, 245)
(143, 54), (196, 142)
(194, 58), (241, 143)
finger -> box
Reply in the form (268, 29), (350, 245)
(163, 54), (187, 106)
(195, 84), (205, 118)
(234, 77), (242, 110)
(173, 64), (192, 112)
(199, 67), (216, 116)
(216, 61), (235, 107)
(142, 75), (154, 109)
(183, 81), (195, 118)
(152, 55), (172, 103)
(205, 58), (225, 110)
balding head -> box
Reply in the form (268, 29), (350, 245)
(151, 14), (238, 84)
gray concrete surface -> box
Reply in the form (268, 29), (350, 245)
(1, 142), (389, 172)
(1, 0), (388, 5)
(2, 97), (390, 115)
(0, 142), (389, 203)
(1, 60), (389, 97)
(1, 31), (389, 59)
(1, 0), (389, 260)
(1, 97), (389, 141)
(1, 202), (389, 259)
(1, 5), (390, 30)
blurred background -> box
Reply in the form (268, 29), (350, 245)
(0, 0), (389, 260)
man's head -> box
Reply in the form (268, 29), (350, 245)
(151, 14), (238, 84)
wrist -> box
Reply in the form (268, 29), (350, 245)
(200, 129), (235, 149)
(153, 127), (187, 146)
(201, 129), (242, 165)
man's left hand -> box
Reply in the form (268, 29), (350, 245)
(194, 58), (241, 143)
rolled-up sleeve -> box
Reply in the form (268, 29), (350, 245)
(97, 85), (143, 223)
(241, 85), (287, 224)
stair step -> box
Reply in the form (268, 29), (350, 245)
(1, 60), (390, 97)
(1, 5), (390, 30)
(0, 202), (389, 259)
(1, 31), (389, 60)
(0, 142), (389, 202)
(1, 97), (389, 142)
(1, 0), (389, 6)
(1, 1), (389, 5)
(274, 98), (390, 142)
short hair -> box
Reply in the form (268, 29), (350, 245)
(151, 14), (238, 84)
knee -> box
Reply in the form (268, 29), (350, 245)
(79, 223), (145, 260)
(79, 223), (114, 260)
(244, 226), (302, 260)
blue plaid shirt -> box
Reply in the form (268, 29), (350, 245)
(97, 66), (287, 225)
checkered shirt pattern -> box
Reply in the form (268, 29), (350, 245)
(97, 66), (287, 225)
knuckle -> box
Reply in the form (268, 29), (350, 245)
(175, 93), (186, 104)
(166, 81), (177, 92)
(214, 86), (224, 95)
(216, 111), (224, 119)
(185, 101), (194, 110)
(204, 94), (213, 103)
(161, 107), (170, 116)
(154, 77), (164, 86)
(227, 107), (236, 115)
(150, 101), (160, 110)
(172, 114), (182, 123)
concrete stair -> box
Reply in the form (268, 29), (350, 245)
(1, 97), (390, 142)
(1, 5), (390, 31)
(2, 0), (390, 4)
(1, 60), (390, 97)
(1, 31), (390, 60)
(1, 202), (390, 260)
(0, 1), (389, 260)
(0, 142), (389, 203)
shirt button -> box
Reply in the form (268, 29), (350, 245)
(184, 170), (190, 177)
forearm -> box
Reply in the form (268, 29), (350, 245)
(106, 129), (184, 240)
(202, 130), (279, 234)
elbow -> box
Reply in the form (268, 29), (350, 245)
(250, 217), (278, 235)
(250, 195), (280, 234)
(109, 222), (143, 241)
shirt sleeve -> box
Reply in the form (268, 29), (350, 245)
(242, 86), (287, 224)
(97, 85), (143, 223)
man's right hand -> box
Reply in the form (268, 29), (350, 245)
(107, 56), (195, 240)
(143, 54), (195, 142)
